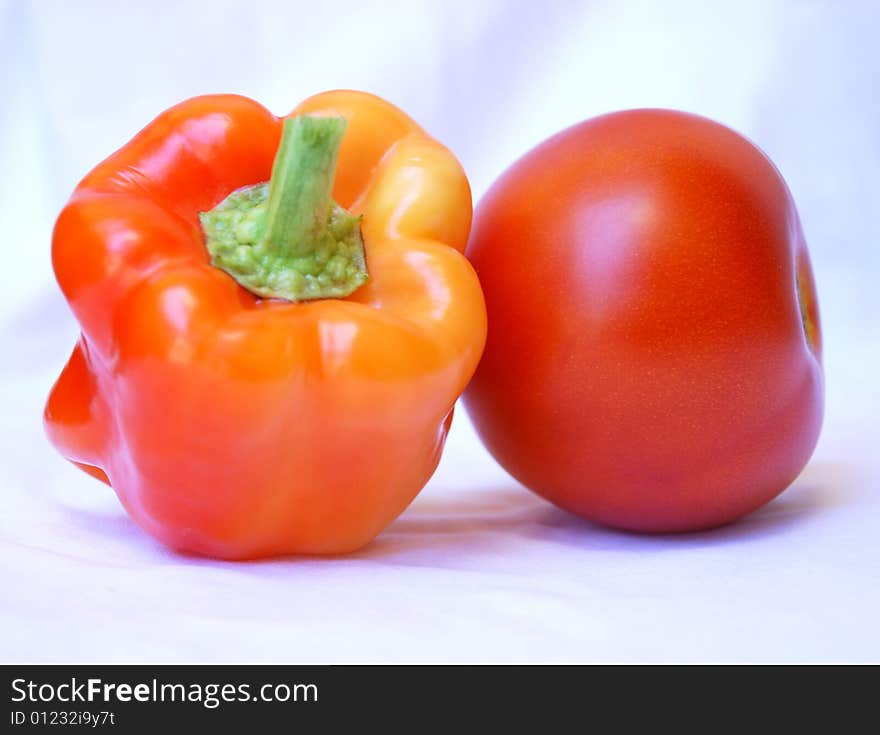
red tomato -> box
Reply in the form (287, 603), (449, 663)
(464, 109), (823, 532)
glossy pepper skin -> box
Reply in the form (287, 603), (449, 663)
(45, 91), (486, 559)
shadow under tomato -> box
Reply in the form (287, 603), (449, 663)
(359, 460), (861, 559)
(354, 487), (550, 561)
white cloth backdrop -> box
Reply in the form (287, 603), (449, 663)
(1, 0), (878, 662)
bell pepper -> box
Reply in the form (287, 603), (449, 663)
(44, 91), (487, 559)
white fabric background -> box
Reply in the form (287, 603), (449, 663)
(1, 0), (878, 662)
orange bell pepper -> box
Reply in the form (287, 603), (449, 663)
(44, 91), (486, 559)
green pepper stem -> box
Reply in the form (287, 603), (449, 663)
(263, 116), (345, 257)
(199, 115), (369, 302)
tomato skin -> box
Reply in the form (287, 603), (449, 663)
(464, 109), (823, 532)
